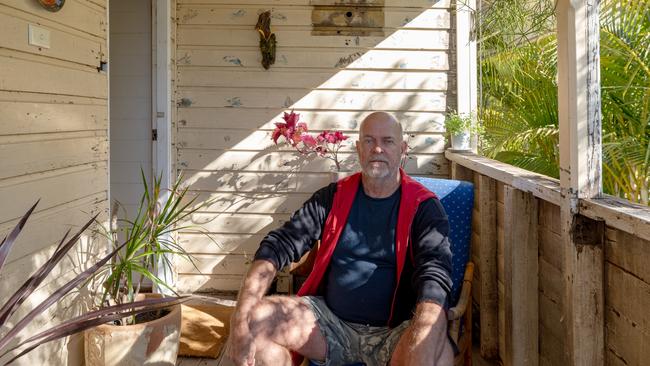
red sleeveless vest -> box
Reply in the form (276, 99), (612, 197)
(296, 168), (436, 325)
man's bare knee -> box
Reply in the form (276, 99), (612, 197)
(248, 297), (284, 337)
(248, 296), (303, 340)
(247, 296), (325, 360)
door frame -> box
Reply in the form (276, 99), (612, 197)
(152, 0), (174, 293)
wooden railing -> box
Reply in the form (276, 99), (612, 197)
(445, 151), (650, 366)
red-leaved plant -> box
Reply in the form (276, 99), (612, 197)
(271, 111), (349, 171)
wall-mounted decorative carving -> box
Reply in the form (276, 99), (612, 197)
(311, 0), (384, 36)
(255, 11), (276, 70)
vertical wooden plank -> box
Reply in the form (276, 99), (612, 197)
(451, 161), (473, 182)
(154, 0), (173, 189)
(153, 0), (175, 294)
(556, 0), (604, 364)
(455, 0), (478, 152)
(504, 186), (539, 366)
(496, 180), (506, 362)
(557, 0), (602, 197)
(479, 174), (498, 359)
(562, 211), (605, 364)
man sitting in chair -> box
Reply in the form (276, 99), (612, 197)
(228, 112), (453, 366)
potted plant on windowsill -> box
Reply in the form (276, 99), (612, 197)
(84, 171), (204, 366)
(444, 111), (481, 151)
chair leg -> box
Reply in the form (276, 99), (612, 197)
(464, 301), (473, 366)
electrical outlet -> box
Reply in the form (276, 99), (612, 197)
(28, 24), (50, 49)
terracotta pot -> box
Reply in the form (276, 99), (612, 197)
(84, 293), (181, 366)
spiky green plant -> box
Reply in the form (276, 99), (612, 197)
(95, 170), (203, 323)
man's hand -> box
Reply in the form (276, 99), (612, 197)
(390, 301), (453, 365)
(227, 316), (256, 366)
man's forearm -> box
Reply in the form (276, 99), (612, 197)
(407, 301), (448, 352)
(411, 301), (447, 329)
(228, 260), (277, 365)
(391, 301), (452, 365)
(232, 259), (278, 324)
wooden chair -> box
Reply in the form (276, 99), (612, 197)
(448, 262), (474, 366)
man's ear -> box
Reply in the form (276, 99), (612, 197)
(400, 140), (408, 155)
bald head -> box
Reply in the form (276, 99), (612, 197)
(356, 111), (407, 185)
(359, 112), (403, 139)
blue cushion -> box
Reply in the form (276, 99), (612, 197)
(414, 177), (474, 306)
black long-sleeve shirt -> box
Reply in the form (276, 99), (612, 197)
(254, 182), (453, 324)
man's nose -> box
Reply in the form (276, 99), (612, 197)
(372, 145), (383, 153)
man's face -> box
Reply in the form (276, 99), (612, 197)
(356, 115), (407, 179)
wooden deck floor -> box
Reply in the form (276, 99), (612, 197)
(177, 344), (234, 366)
(177, 358), (222, 366)
(177, 344), (499, 366)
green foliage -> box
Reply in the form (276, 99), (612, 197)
(480, 32), (560, 178)
(478, 0), (650, 203)
(477, 0), (556, 52)
(445, 112), (477, 136)
(95, 170), (205, 322)
(599, 0), (650, 203)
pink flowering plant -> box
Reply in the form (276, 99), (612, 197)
(271, 111), (349, 171)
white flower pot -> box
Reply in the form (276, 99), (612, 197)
(450, 132), (471, 151)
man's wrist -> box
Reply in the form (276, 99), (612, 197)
(231, 308), (251, 327)
(410, 301), (447, 328)
(232, 317), (250, 335)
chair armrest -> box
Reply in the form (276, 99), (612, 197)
(447, 262), (474, 321)
(290, 241), (320, 277)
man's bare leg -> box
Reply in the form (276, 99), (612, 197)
(248, 295), (327, 366)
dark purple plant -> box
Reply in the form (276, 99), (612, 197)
(0, 202), (186, 365)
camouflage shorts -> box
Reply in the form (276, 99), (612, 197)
(301, 296), (410, 366)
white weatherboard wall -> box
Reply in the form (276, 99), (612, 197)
(109, 0), (152, 219)
(0, 1), (109, 365)
(174, 0), (455, 292)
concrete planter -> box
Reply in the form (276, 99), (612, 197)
(84, 294), (181, 366)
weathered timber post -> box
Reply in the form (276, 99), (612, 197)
(556, 0), (605, 365)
